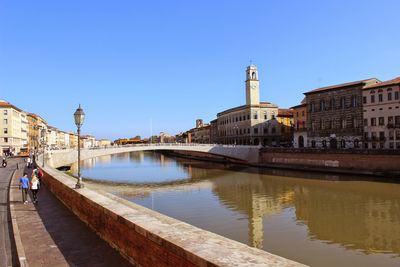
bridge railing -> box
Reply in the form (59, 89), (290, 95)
(86, 143), (261, 150)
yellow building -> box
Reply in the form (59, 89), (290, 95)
(27, 113), (48, 150)
(69, 132), (78, 148)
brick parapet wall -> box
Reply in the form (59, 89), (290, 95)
(40, 163), (306, 267)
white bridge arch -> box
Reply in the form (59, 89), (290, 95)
(47, 143), (261, 168)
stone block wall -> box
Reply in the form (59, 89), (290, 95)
(259, 149), (400, 174)
(41, 163), (305, 267)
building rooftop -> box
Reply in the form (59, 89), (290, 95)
(278, 108), (293, 117)
(0, 100), (23, 112)
(304, 78), (380, 95)
(363, 76), (400, 89)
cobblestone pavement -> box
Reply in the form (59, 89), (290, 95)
(0, 158), (18, 267)
(11, 160), (133, 267)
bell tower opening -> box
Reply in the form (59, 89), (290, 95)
(245, 64), (260, 106)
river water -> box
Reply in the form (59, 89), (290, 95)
(71, 151), (400, 267)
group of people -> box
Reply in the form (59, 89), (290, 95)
(19, 167), (43, 204)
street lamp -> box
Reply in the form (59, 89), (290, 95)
(74, 104), (85, 189)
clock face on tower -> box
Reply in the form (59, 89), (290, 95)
(250, 84), (256, 89)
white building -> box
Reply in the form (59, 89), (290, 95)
(362, 77), (400, 149)
(0, 100), (26, 155)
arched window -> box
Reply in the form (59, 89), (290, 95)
(252, 72), (256, 79)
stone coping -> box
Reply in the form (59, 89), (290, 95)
(42, 163), (307, 267)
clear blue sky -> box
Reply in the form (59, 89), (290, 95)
(1, 0), (399, 140)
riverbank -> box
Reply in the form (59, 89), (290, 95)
(166, 149), (400, 178)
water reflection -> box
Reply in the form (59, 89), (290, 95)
(79, 151), (400, 266)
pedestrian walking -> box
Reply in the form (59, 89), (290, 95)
(26, 157), (32, 168)
(30, 174), (40, 204)
(19, 173), (30, 204)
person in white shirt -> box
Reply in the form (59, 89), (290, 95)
(30, 174), (40, 204)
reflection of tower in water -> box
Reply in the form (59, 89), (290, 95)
(211, 172), (294, 249)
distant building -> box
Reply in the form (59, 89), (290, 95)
(47, 126), (58, 149)
(215, 65), (284, 146)
(80, 135), (96, 148)
(304, 78), (380, 149)
(291, 99), (307, 148)
(362, 77), (400, 149)
(192, 124), (210, 143)
(159, 132), (175, 143)
(0, 100), (28, 155)
(98, 139), (112, 147)
(277, 109), (294, 147)
(27, 113), (48, 150)
(69, 132), (78, 148)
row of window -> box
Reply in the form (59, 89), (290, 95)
(367, 142), (400, 149)
(310, 118), (360, 130)
(309, 95), (359, 113)
(219, 126), (280, 136)
(219, 112), (276, 125)
(310, 139), (360, 148)
(364, 130), (400, 140)
(363, 91), (399, 104)
(365, 116), (400, 126)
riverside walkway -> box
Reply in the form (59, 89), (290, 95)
(8, 158), (132, 267)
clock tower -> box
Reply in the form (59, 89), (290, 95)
(245, 64), (260, 105)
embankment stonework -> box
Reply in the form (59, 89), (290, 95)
(41, 151), (306, 267)
(259, 148), (400, 175)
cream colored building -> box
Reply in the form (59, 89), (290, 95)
(81, 135), (96, 148)
(69, 132), (78, 148)
(216, 65), (280, 146)
(0, 100), (28, 155)
(362, 77), (400, 149)
(47, 126), (58, 149)
(98, 139), (112, 147)
(20, 111), (29, 148)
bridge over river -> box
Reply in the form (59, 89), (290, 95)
(47, 143), (261, 168)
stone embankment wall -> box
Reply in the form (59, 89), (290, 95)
(259, 148), (400, 175)
(41, 153), (305, 267)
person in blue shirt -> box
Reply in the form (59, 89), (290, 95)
(19, 173), (30, 204)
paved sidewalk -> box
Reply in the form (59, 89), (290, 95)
(0, 158), (19, 267)
(10, 160), (132, 267)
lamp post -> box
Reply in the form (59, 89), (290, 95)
(74, 104), (85, 189)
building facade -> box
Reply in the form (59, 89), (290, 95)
(27, 113), (48, 150)
(215, 65), (286, 146)
(362, 77), (400, 149)
(304, 78), (380, 149)
(291, 101), (308, 148)
(0, 100), (28, 155)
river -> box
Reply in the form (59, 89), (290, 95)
(71, 151), (400, 267)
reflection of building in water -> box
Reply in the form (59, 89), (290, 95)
(98, 155), (112, 164)
(211, 173), (294, 249)
(293, 181), (400, 255)
(81, 158), (97, 169)
(129, 151), (144, 163)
